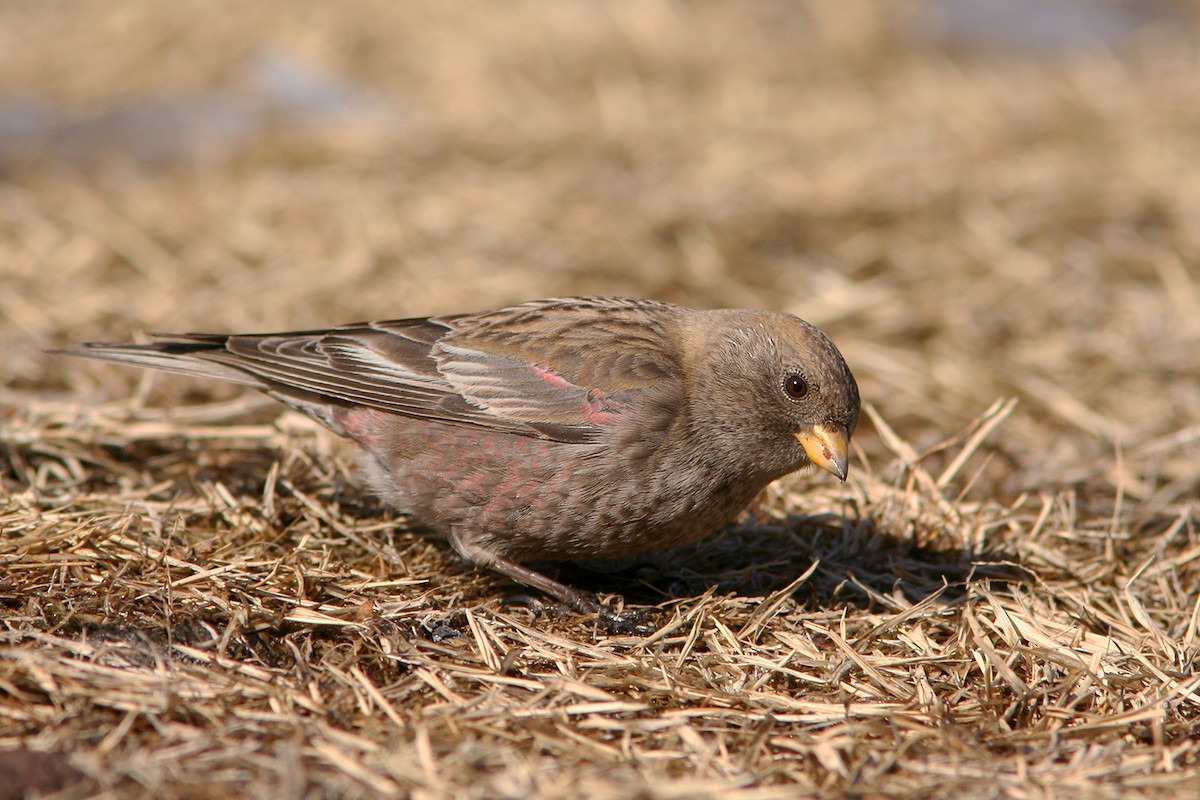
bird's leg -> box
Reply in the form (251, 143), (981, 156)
(487, 556), (600, 614)
(489, 557), (657, 635)
(449, 531), (600, 612)
(451, 533), (656, 633)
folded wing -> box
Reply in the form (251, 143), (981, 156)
(69, 297), (685, 445)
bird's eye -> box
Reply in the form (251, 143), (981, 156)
(783, 373), (808, 400)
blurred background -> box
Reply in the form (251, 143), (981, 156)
(2, 0), (1198, 506)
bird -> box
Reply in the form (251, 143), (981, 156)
(63, 297), (860, 614)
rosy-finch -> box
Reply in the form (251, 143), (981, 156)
(67, 297), (860, 613)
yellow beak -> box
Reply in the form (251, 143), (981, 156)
(795, 424), (850, 482)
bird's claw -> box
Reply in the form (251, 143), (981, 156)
(499, 594), (547, 617)
(597, 605), (658, 636)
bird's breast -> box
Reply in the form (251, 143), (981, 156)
(338, 409), (767, 562)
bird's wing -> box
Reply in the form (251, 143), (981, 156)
(70, 298), (685, 444)
(428, 297), (683, 438)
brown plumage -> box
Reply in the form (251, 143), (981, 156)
(65, 297), (860, 612)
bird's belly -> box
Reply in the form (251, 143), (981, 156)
(345, 413), (760, 562)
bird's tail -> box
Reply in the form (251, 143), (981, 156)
(53, 337), (267, 388)
(53, 337), (354, 435)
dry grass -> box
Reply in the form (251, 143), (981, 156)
(2, 1), (1200, 797)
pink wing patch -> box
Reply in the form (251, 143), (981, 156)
(530, 364), (626, 426)
(581, 392), (626, 425)
(435, 342), (632, 429)
(528, 364), (578, 390)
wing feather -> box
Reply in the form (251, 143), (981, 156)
(67, 297), (686, 444)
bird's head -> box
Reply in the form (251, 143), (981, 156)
(685, 310), (860, 482)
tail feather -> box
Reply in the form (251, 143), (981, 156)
(56, 340), (352, 434)
(55, 341), (268, 388)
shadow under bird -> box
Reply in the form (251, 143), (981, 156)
(63, 297), (860, 614)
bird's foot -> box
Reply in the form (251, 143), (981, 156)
(498, 594), (547, 617)
(498, 584), (657, 634)
(597, 603), (658, 636)
(487, 555), (657, 634)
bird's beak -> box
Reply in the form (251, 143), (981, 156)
(795, 424), (850, 482)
